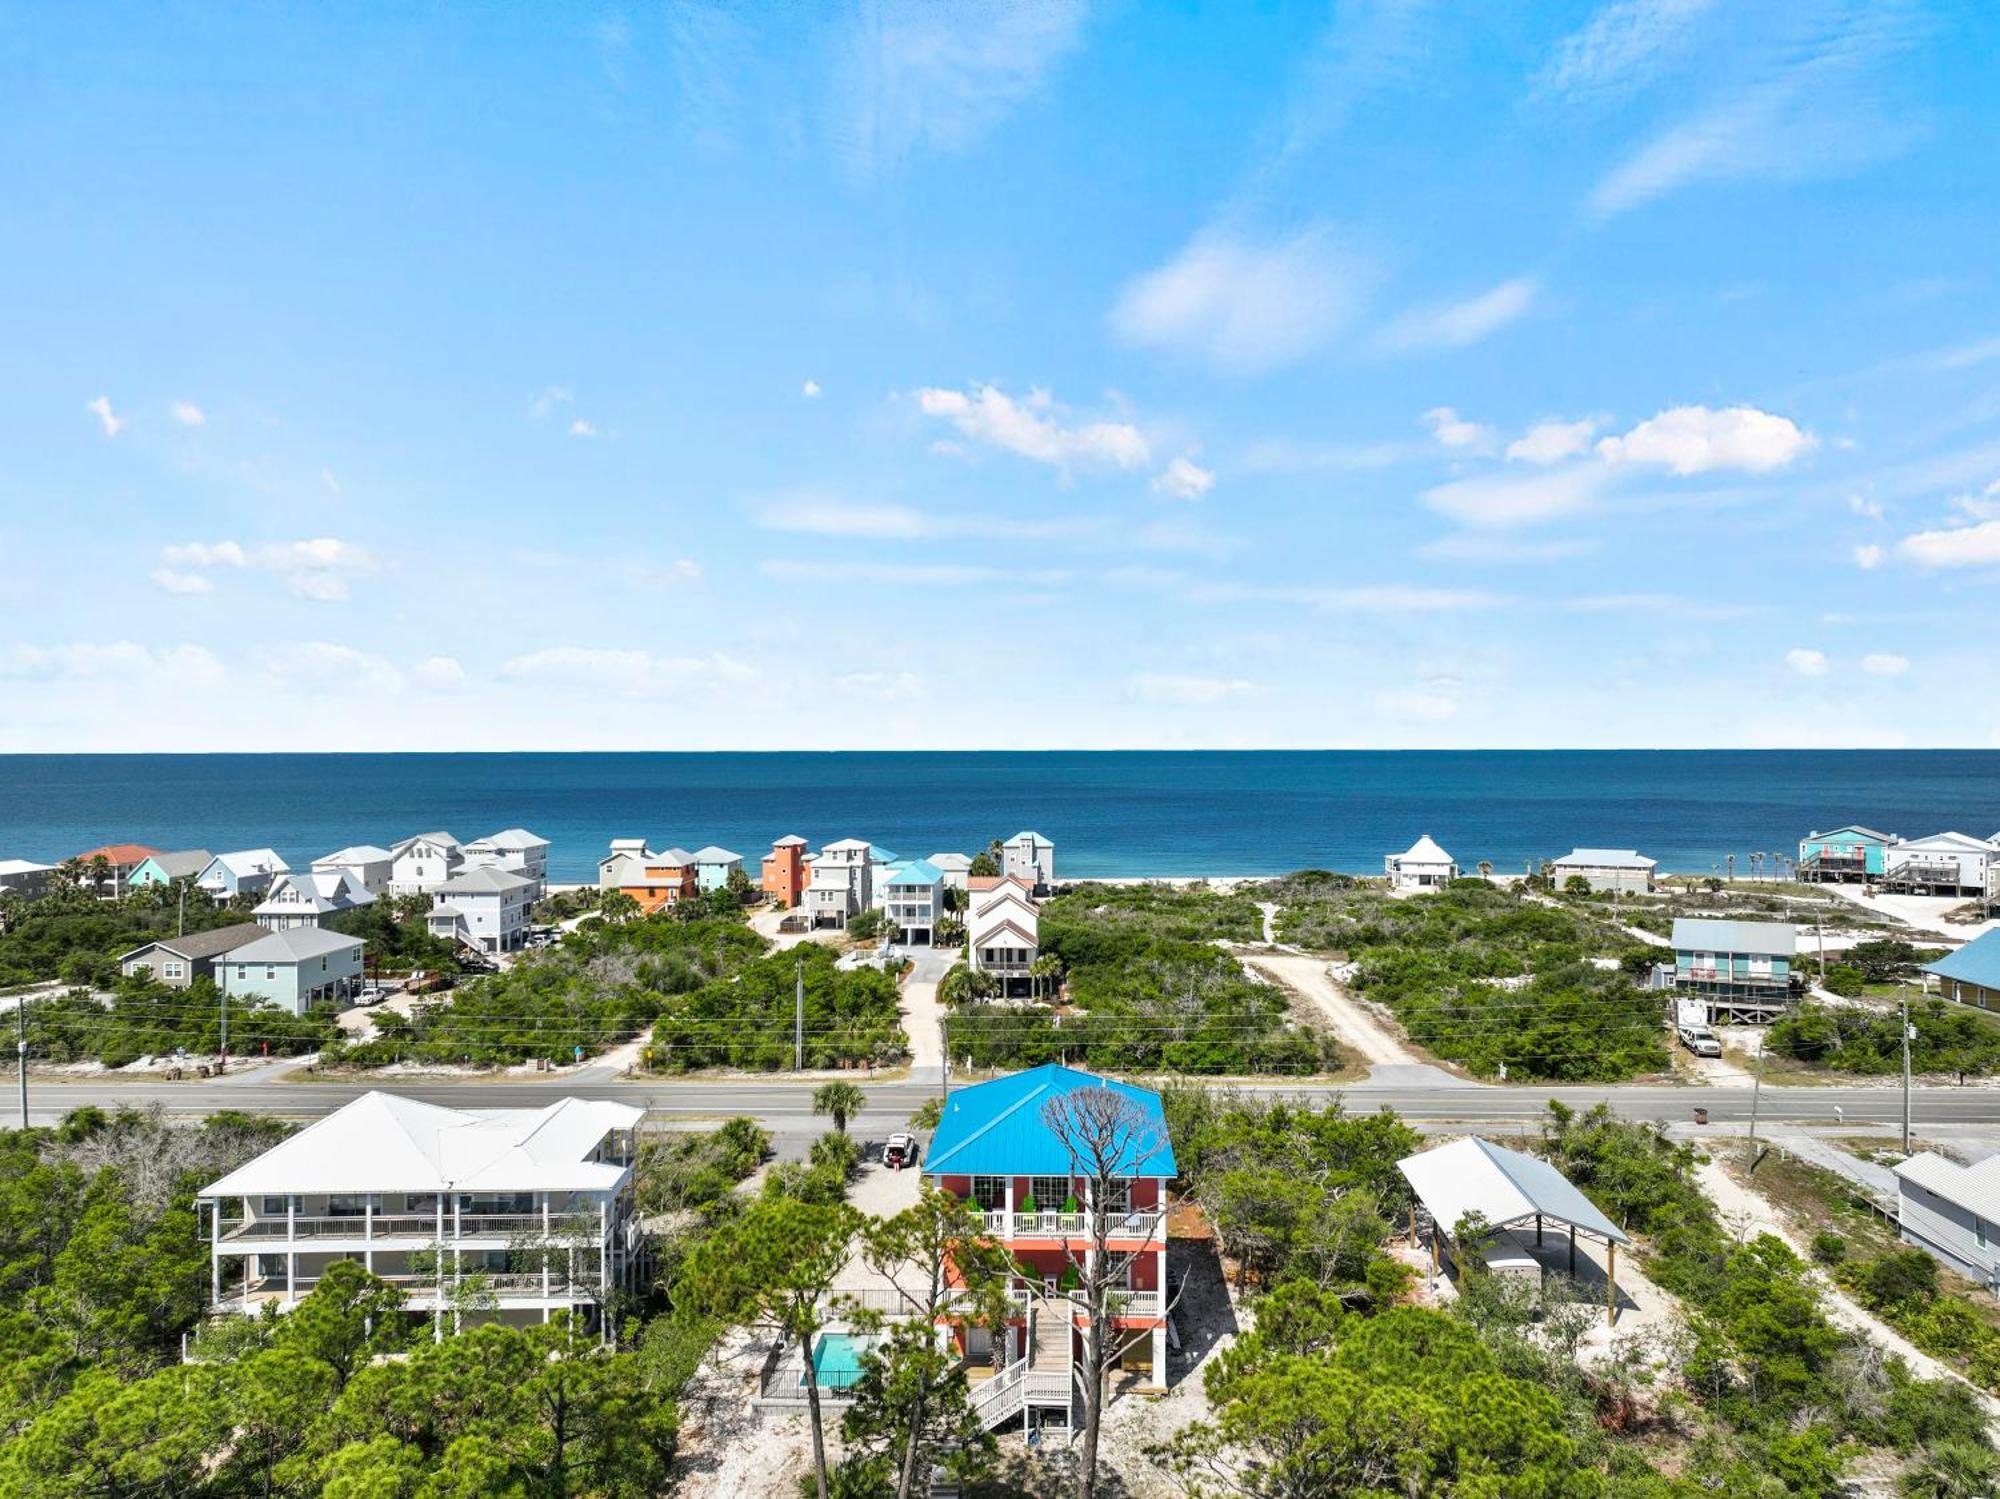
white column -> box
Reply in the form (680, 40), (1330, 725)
(1150, 1322), (1167, 1387)
(598, 1200), (610, 1345)
(433, 1194), (445, 1342)
(1003, 1176), (1014, 1239)
(286, 1194), (297, 1306)
(209, 1199), (220, 1306)
(364, 1195), (375, 1275)
(541, 1193), (551, 1306)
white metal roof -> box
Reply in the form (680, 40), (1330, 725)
(314, 844), (394, 866)
(207, 848), (290, 878)
(691, 845), (741, 863)
(928, 852), (973, 870)
(1392, 834), (1454, 865)
(1553, 848), (1657, 869)
(1895, 831), (1998, 853)
(1398, 1136), (1628, 1244)
(225, 927), (364, 964)
(476, 828), (548, 850)
(437, 866), (534, 895)
(392, 832), (461, 854)
(1895, 1152), (2000, 1223)
(0, 859), (56, 876)
(200, 1092), (643, 1197)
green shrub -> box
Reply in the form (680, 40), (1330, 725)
(1810, 1231), (1848, 1265)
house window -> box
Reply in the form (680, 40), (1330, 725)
(970, 1177), (1006, 1210)
(327, 1195), (368, 1218)
(260, 1195), (294, 1217)
(164, 962), (184, 980)
(1030, 1176), (1071, 1210)
(1101, 1178), (1132, 1214)
(1980, 1219), (1991, 1250)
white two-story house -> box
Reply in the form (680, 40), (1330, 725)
(310, 844), (396, 895)
(390, 832), (465, 895)
(197, 848), (291, 901)
(463, 829), (551, 901)
(968, 874), (1040, 993)
(1002, 831), (1056, 893)
(197, 1092), (645, 1342)
(884, 859), (944, 945)
(427, 866), (534, 954)
(254, 869), (376, 930)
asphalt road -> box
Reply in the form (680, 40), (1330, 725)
(18, 1069), (2000, 1135)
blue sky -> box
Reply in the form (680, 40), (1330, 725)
(4, 0), (1999, 751)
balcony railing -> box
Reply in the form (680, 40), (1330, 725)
(220, 1212), (604, 1243)
(977, 1209), (1163, 1241)
(231, 1270), (602, 1302)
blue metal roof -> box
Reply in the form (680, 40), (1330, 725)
(889, 859), (943, 886)
(923, 1063), (1177, 1179)
(1927, 930), (2000, 993)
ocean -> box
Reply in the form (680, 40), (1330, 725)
(1, 750), (1996, 883)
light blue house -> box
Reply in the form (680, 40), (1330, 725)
(691, 846), (743, 892)
(127, 849), (214, 888)
(218, 927), (364, 1016)
(1797, 826), (1899, 882)
(884, 859), (945, 944)
(197, 848), (290, 901)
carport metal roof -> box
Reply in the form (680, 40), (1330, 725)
(1397, 1136), (1629, 1245)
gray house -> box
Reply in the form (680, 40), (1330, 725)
(118, 922), (268, 988)
(217, 928), (365, 1016)
(1549, 848), (1657, 895)
(1894, 1153), (2000, 1289)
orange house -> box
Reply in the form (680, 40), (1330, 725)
(760, 835), (807, 908)
(600, 841), (697, 914)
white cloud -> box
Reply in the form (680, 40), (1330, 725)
(1539, 0), (1719, 99)
(1507, 418), (1598, 465)
(1423, 406), (1493, 452)
(762, 558), (1073, 588)
(529, 386), (572, 420)
(1784, 647), (1829, 677)
(1585, 6), (1926, 217)
(1853, 543), (1885, 570)
(411, 656), (470, 692)
(1184, 580), (1509, 613)
(150, 568), (214, 595)
(1375, 277), (1539, 353)
(832, 0), (1086, 178)
(833, 670), (923, 702)
(86, 396), (126, 438)
(157, 537), (375, 602)
(1418, 534), (1594, 563)
(568, 419), (601, 439)
(1373, 685), (1459, 723)
(500, 647), (759, 697)
(1860, 652), (1909, 677)
(1236, 437), (1416, 474)
(254, 642), (405, 694)
(1847, 492), (1884, 520)
(1596, 404), (1814, 474)
(1152, 455), (1215, 502)
(754, 494), (1093, 543)
(1421, 464), (1606, 530)
(673, 558), (703, 579)
(1129, 673), (1255, 707)
(169, 400), (206, 427)
(801, 379), (822, 399)
(1898, 519), (2000, 569)
(914, 383), (1149, 474)
(1108, 224), (1373, 374)
(0, 641), (224, 687)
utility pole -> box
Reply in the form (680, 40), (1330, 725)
(1746, 1030), (1767, 1162)
(219, 985), (228, 1069)
(1901, 986), (1914, 1154)
(793, 954), (804, 1071)
(15, 990), (26, 1130)
(177, 881), (186, 938)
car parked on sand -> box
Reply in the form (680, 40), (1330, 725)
(884, 1132), (919, 1170)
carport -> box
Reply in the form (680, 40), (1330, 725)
(1397, 1136), (1631, 1324)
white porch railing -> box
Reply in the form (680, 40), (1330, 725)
(219, 1212), (603, 1243)
(977, 1209), (1163, 1241)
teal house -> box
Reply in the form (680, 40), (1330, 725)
(128, 849), (213, 888)
(1797, 826), (1899, 882)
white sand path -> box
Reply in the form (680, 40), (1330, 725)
(1696, 1155), (2000, 1423)
(1241, 953), (1417, 1068)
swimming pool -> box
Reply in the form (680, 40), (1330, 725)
(807, 1333), (878, 1391)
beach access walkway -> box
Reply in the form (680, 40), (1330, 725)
(1241, 953), (1419, 1069)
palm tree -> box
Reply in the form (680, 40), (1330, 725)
(1476, 860), (1493, 881)
(1030, 953), (1063, 1005)
(812, 1080), (866, 1135)
(599, 890), (641, 923)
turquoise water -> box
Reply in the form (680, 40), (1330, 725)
(808, 1333), (876, 1390)
(1, 750), (1997, 880)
